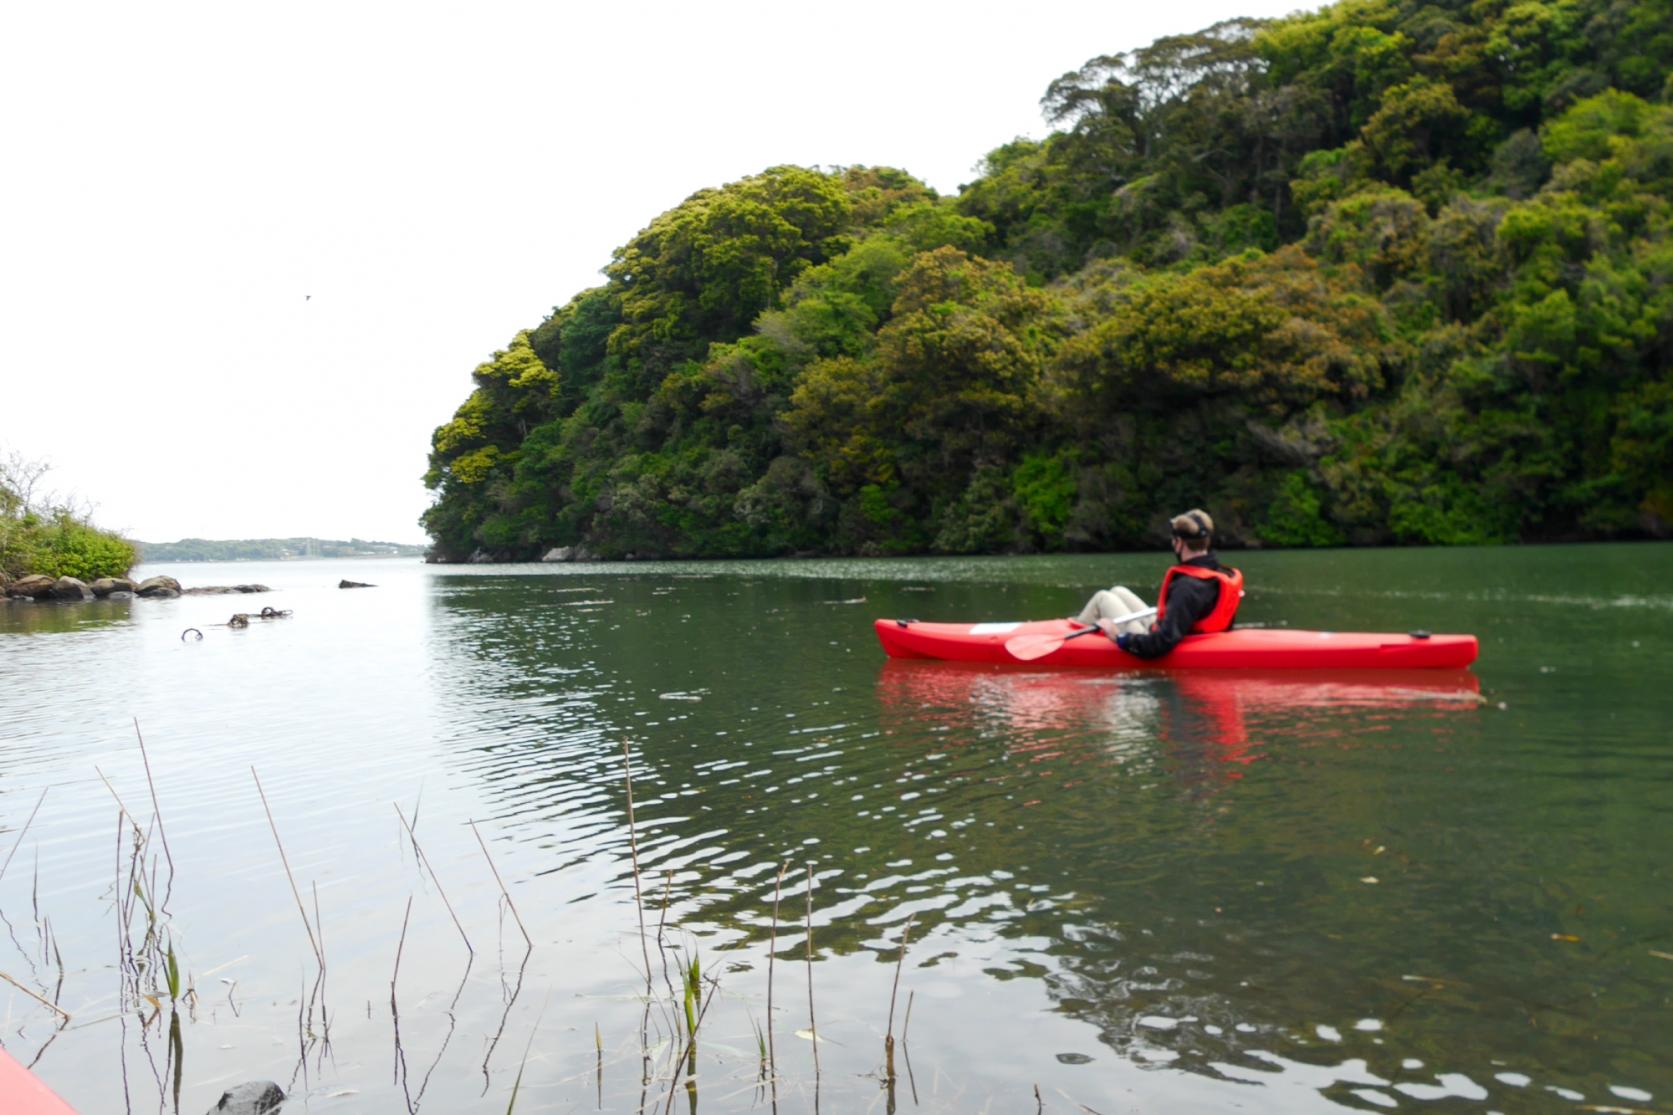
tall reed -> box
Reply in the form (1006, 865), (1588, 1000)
(252, 768), (323, 968)
(394, 802), (473, 955)
(767, 859), (789, 1108)
(884, 916), (914, 1088)
(470, 819), (532, 950)
(805, 863), (820, 1081)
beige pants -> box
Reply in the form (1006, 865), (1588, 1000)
(1075, 585), (1151, 633)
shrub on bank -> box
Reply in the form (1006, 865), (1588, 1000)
(5, 511), (138, 581)
(1, 459), (136, 582)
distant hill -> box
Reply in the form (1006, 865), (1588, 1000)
(136, 537), (427, 562)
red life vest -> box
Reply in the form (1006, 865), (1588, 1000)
(1154, 564), (1244, 633)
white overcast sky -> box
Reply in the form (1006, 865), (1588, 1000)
(2, 0), (1309, 546)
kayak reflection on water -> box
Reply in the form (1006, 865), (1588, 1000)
(871, 660), (1494, 1089)
(875, 661), (1483, 788)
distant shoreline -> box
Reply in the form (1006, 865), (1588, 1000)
(138, 553), (422, 563)
(136, 537), (426, 562)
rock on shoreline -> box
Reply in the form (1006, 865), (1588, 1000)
(2, 573), (270, 603)
(540, 545), (600, 562)
(6, 574), (56, 599)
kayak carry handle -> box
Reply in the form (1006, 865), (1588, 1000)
(1409, 630), (1431, 639)
(896, 618), (917, 627)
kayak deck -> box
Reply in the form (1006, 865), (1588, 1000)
(875, 618), (1478, 669)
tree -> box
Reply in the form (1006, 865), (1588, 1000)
(603, 166), (853, 383)
(1055, 246), (1389, 421)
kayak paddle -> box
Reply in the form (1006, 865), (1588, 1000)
(1004, 606), (1158, 661)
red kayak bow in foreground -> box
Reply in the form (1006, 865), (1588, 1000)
(0, 1050), (77, 1114)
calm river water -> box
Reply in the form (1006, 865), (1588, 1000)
(0, 546), (1670, 1114)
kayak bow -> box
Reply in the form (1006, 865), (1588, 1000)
(0, 1050), (77, 1114)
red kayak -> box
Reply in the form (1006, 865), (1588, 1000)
(0, 1050), (77, 1114)
(875, 618), (1478, 669)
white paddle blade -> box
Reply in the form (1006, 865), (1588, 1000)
(1004, 632), (1072, 661)
(1003, 606), (1158, 662)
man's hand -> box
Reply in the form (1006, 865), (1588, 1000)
(1095, 618), (1119, 639)
(1096, 619), (1134, 651)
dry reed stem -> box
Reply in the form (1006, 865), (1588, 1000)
(805, 863), (820, 1080)
(93, 767), (135, 822)
(886, 916), (913, 1040)
(767, 860), (789, 1092)
(884, 916), (914, 1087)
(478, 945), (530, 1086)
(112, 812), (122, 967)
(622, 740), (658, 1093)
(251, 768), (323, 967)
(293, 974), (309, 1097)
(0, 969), (71, 1021)
(25, 1027), (60, 1072)
(401, 789), (425, 863)
(0, 787), (47, 883)
(390, 895), (413, 1085)
(621, 740), (652, 989)
(113, 812), (131, 1115)
(132, 720), (175, 913)
(312, 881), (326, 975)
(412, 958), (471, 1106)
(393, 802), (473, 955)
(903, 989), (919, 1104)
(468, 819), (532, 949)
(655, 871), (677, 1005)
(309, 880), (331, 1053)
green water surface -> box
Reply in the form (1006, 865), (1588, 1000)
(0, 543), (1668, 1113)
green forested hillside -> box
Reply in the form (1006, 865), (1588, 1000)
(423, 0), (1673, 560)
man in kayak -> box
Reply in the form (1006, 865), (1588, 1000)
(1074, 509), (1244, 658)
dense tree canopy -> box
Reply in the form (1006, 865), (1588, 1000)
(424, 0), (1673, 559)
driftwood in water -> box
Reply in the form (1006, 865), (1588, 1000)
(184, 607), (292, 638)
(227, 607), (293, 628)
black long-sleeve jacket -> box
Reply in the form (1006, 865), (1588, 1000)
(1122, 553), (1231, 659)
